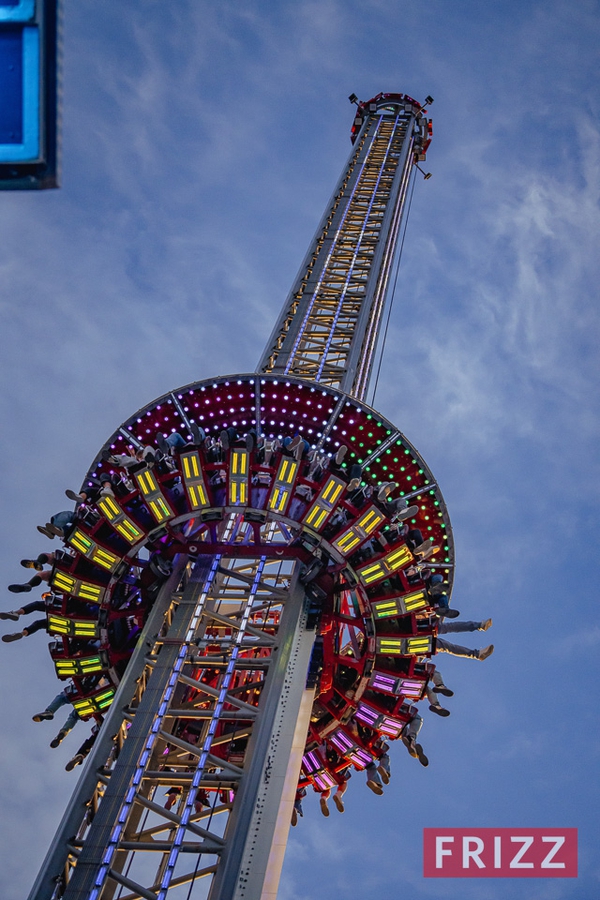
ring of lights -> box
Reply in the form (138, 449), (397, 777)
(44, 373), (454, 786)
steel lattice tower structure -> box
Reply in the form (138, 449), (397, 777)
(26, 92), (450, 900)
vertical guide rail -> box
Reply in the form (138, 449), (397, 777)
(258, 99), (427, 398)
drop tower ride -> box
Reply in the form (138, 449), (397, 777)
(26, 92), (450, 900)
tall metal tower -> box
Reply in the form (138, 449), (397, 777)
(25, 92), (450, 900)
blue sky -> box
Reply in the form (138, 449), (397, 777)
(0, 1), (599, 898)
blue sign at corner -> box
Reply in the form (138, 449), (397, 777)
(0, 0), (59, 188)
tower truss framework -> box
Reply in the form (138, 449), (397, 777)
(25, 94), (445, 900)
(259, 93), (431, 399)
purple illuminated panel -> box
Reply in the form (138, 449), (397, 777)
(369, 671), (401, 694)
(313, 771), (337, 791)
(349, 747), (373, 768)
(355, 702), (380, 727)
(398, 678), (424, 699)
(379, 717), (404, 738)
(329, 729), (372, 769)
(302, 750), (323, 775)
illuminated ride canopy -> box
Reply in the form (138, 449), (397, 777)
(45, 372), (453, 798)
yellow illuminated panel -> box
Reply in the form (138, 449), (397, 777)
(229, 480), (248, 506)
(91, 547), (119, 571)
(72, 688), (115, 718)
(47, 615), (70, 635)
(304, 504), (325, 528)
(357, 542), (413, 586)
(181, 451), (210, 510)
(386, 545), (412, 571)
(231, 449), (248, 475)
(406, 636), (432, 655)
(376, 637), (404, 656)
(94, 688), (115, 710)
(188, 483), (207, 507)
(68, 529), (122, 573)
(97, 496), (144, 545)
(278, 459), (298, 484)
(322, 478), (344, 504)
(51, 572), (105, 605)
(54, 659), (78, 677)
(69, 529), (93, 555)
(376, 635), (431, 656)
(76, 582), (104, 603)
(137, 469), (159, 497)
(115, 520), (143, 542)
(71, 698), (94, 717)
(371, 590), (428, 619)
(333, 505), (386, 556)
(73, 621), (99, 638)
(356, 507), (386, 536)
(403, 590), (428, 612)
(97, 496), (121, 521)
(268, 488), (289, 513)
(134, 469), (175, 523)
(305, 505), (328, 529)
(47, 616), (100, 638)
(372, 599), (401, 619)
(51, 571), (76, 594)
(358, 562), (386, 584)
(228, 450), (249, 507)
(334, 532), (361, 553)
(148, 498), (171, 522)
(55, 655), (106, 678)
(267, 458), (299, 514)
(303, 475), (345, 532)
(182, 452), (200, 479)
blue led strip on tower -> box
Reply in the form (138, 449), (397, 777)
(87, 551), (269, 900)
